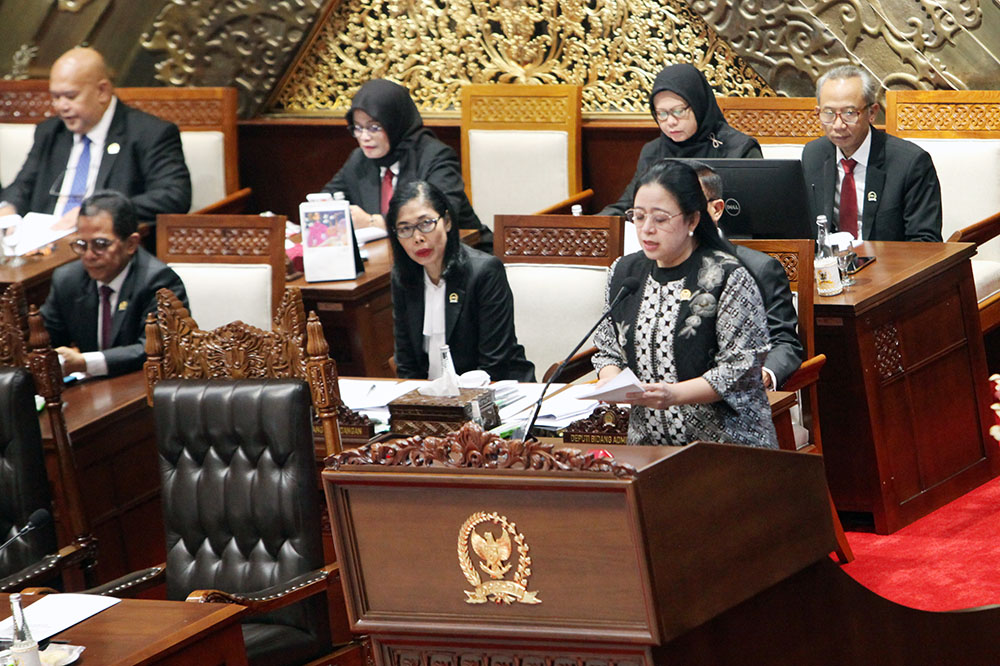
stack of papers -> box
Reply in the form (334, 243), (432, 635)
(0, 594), (120, 641)
(1, 213), (74, 256)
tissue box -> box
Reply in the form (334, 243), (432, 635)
(388, 388), (499, 437)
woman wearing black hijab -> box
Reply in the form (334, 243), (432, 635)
(600, 64), (762, 216)
(322, 79), (492, 249)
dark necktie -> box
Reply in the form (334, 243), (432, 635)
(380, 168), (394, 216)
(839, 157), (859, 238)
(100, 285), (113, 350)
(63, 135), (92, 217)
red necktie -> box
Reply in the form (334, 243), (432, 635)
(380, 168), (394, 216)
(839, 158), (859, 238)
(100, 285), (113, 350)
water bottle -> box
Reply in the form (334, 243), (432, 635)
(440, 344), (458, 381)
(571, 204), (583, 216)
(814, 215), (843, 296)
(8, 594), (42, 666)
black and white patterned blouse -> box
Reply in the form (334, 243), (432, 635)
(593, 249), (778, 448)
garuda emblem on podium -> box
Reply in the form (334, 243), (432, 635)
(458, 511), (541, 605)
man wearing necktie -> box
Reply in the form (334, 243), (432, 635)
(801, 65), (942, 242)
(0, 47), (191, 227)
(40, 190), (188, 378)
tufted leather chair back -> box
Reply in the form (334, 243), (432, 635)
(154, 378), (327, 665)
(0, 368), (58, 581)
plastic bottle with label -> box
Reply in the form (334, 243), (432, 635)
(814, 214), (843, 296)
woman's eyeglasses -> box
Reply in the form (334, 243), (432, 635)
(654, 105), (691, 122)
(69, 237), (116, 255)
(348, 123), (384, 137)
(395, 216), (441, 239)
(625, 208), (685, 229)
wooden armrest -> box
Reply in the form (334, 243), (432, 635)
(947, 209), (1000, 246)
(18, 587), (60, 595)
(781, 354), (826, 393)
(533, 189), (595, 215)
(194, 187), (253, 215)
(0, 539), (98, 592)
(543, 345), (597, 383)
(85, 564), (166, 597)
(186, 563), (338, 617)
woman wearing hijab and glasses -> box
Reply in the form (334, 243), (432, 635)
(322, 79), (492, 250)
(600, 63), (762, 216)
(387, 179), (534, 382)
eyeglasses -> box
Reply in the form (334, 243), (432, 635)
(348, 123), (384, 137)
(625, 209), (686, 229)
(69, 237), (116, 255)
(655, 105), (691, 122)
(817, 105), (870, 126)
(395, 216), (441, 239)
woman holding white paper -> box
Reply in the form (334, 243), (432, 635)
(592, 159), (777, 448)
(387, 180), (534, 382)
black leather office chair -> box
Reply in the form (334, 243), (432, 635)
(89, 378), (334, 666)
(0, 368), (59, 589)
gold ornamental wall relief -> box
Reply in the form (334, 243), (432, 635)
(272, 0), (773, 115)
(459, 511), (541, 605)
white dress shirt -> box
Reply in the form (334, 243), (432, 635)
(422, 271), (447, 380)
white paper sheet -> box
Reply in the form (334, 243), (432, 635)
(575, 368), (644, 403)
(0, 594), (120, 641)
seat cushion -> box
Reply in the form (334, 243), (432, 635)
(179, 130), (227, 212)
(0, 123), (36, 190)
(468, 129), (569, 229)
(243, 611), (326, 666)
(168, 263), (272, 330)
(760, 143), (805, 160)
(971, 259), (1000, 303)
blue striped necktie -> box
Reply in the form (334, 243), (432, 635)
(62, 135), (91, 216)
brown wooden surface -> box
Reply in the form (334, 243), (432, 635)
(815, 240), (999, 533)
(1, 593), (248, 666)
(0, 240), (76, 309)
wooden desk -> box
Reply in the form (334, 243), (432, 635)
(2, 593), (247, 665)
(39, 371), (161, 585)
(289, 229), (480, 377)
(0, 241), (76, 308)
(814, 241), (999, 533)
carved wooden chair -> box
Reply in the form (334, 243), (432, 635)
(493, 213), (624, 380)
(885, 89), (1000, 335)
(0, 80), (249, 214)
(461, 84), (590, 230)
(155, 213), (286, 331)
(717, 96), (823, 159)
(0, 283), (97, 591)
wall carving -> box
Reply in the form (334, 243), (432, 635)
(272, 0), (774, 115)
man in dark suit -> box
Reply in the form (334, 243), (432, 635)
(802, 65), (942, 242)
(40, 190), (188, 378)
(693, 162), (804, 389)
(0, 47), (190, 227)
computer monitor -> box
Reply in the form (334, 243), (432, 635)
(688, 158), (816, 240)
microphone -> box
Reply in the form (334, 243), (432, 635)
(0, 509), (52, 554)
(520, 276), (641, 440)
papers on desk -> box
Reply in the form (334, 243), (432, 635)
(339, 379), (426, 431)
(0, 594), (120, 641)
(575, 368), (643, 403)
(2, 213), (74, 256)
(354, 226), (388, 245)
(531, 384), (601, 429)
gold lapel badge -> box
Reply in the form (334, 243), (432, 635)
(679, 288), (692, 301)
(867, 191), (877, 202)
(459, 511), (541, 605)
(117, 300), (128, 311)
(107, 142), (120, 155)
(449, 292), (459, 304)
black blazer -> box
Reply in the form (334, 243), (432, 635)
(733, 244), (804, 388)
(801, 127), (942, 242)
(40, 248), (188, 377)
(1, 100), (192, 220)
(392, 244), (534, 382)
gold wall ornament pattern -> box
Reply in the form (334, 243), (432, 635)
(6, 44), (39, 81)
(273, 0), (773, 115)
(458, 511), (540, 605)
(141, 0), (327, 117)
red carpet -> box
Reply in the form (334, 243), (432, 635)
(840, 475), (1000, 611)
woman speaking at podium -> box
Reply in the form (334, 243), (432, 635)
(322, 79), (492, 251)
(600, 63), (762, 216)
(387, 180), (535, 382)
(592, 160), (777, 448)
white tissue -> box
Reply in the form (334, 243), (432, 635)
(418, 372), (461, 397)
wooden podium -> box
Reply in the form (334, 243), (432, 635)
(322, 425), (1000, 664)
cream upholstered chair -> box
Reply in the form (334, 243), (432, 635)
(885, 89), (1000, 333)
(461, 84), (589, 230)
(0, 81), (249, 214)
(494, 213), (623, 379)
(156, 213), (286, 331)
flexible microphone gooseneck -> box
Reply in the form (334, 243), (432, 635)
(0, 508), (52, 554)
(521, 277), (641, 440)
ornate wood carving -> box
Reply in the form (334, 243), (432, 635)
(874, 322), (904, 382)
(326, 422), (638, 478)
(383, 644), (647, 666)
(767, 251), (801, 283)
(894, 102), (1000, 133)
(468, 94), (570, 124)
(0, 283), (29, 367)
(503, 227), (610, 259)
(164, 226), (272, 257)
(123, 98), (227, 129)
(0, 87), (51, 123)
(722, 109), (824, 140)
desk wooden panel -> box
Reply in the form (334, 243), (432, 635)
(39, 372), (162, 584)
(0, 241), (76, 308)
(2, 594), (247, 665)
(814, 241), (999, 533)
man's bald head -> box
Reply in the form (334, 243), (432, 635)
(49, 47), (113, 135)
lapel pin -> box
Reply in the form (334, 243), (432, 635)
(449, 293), (459, 304)
(867, 191), (877, 202)
(107, 142), (120, 155)
(117, 300), (128, 311)
(679, 288), (692, 301)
